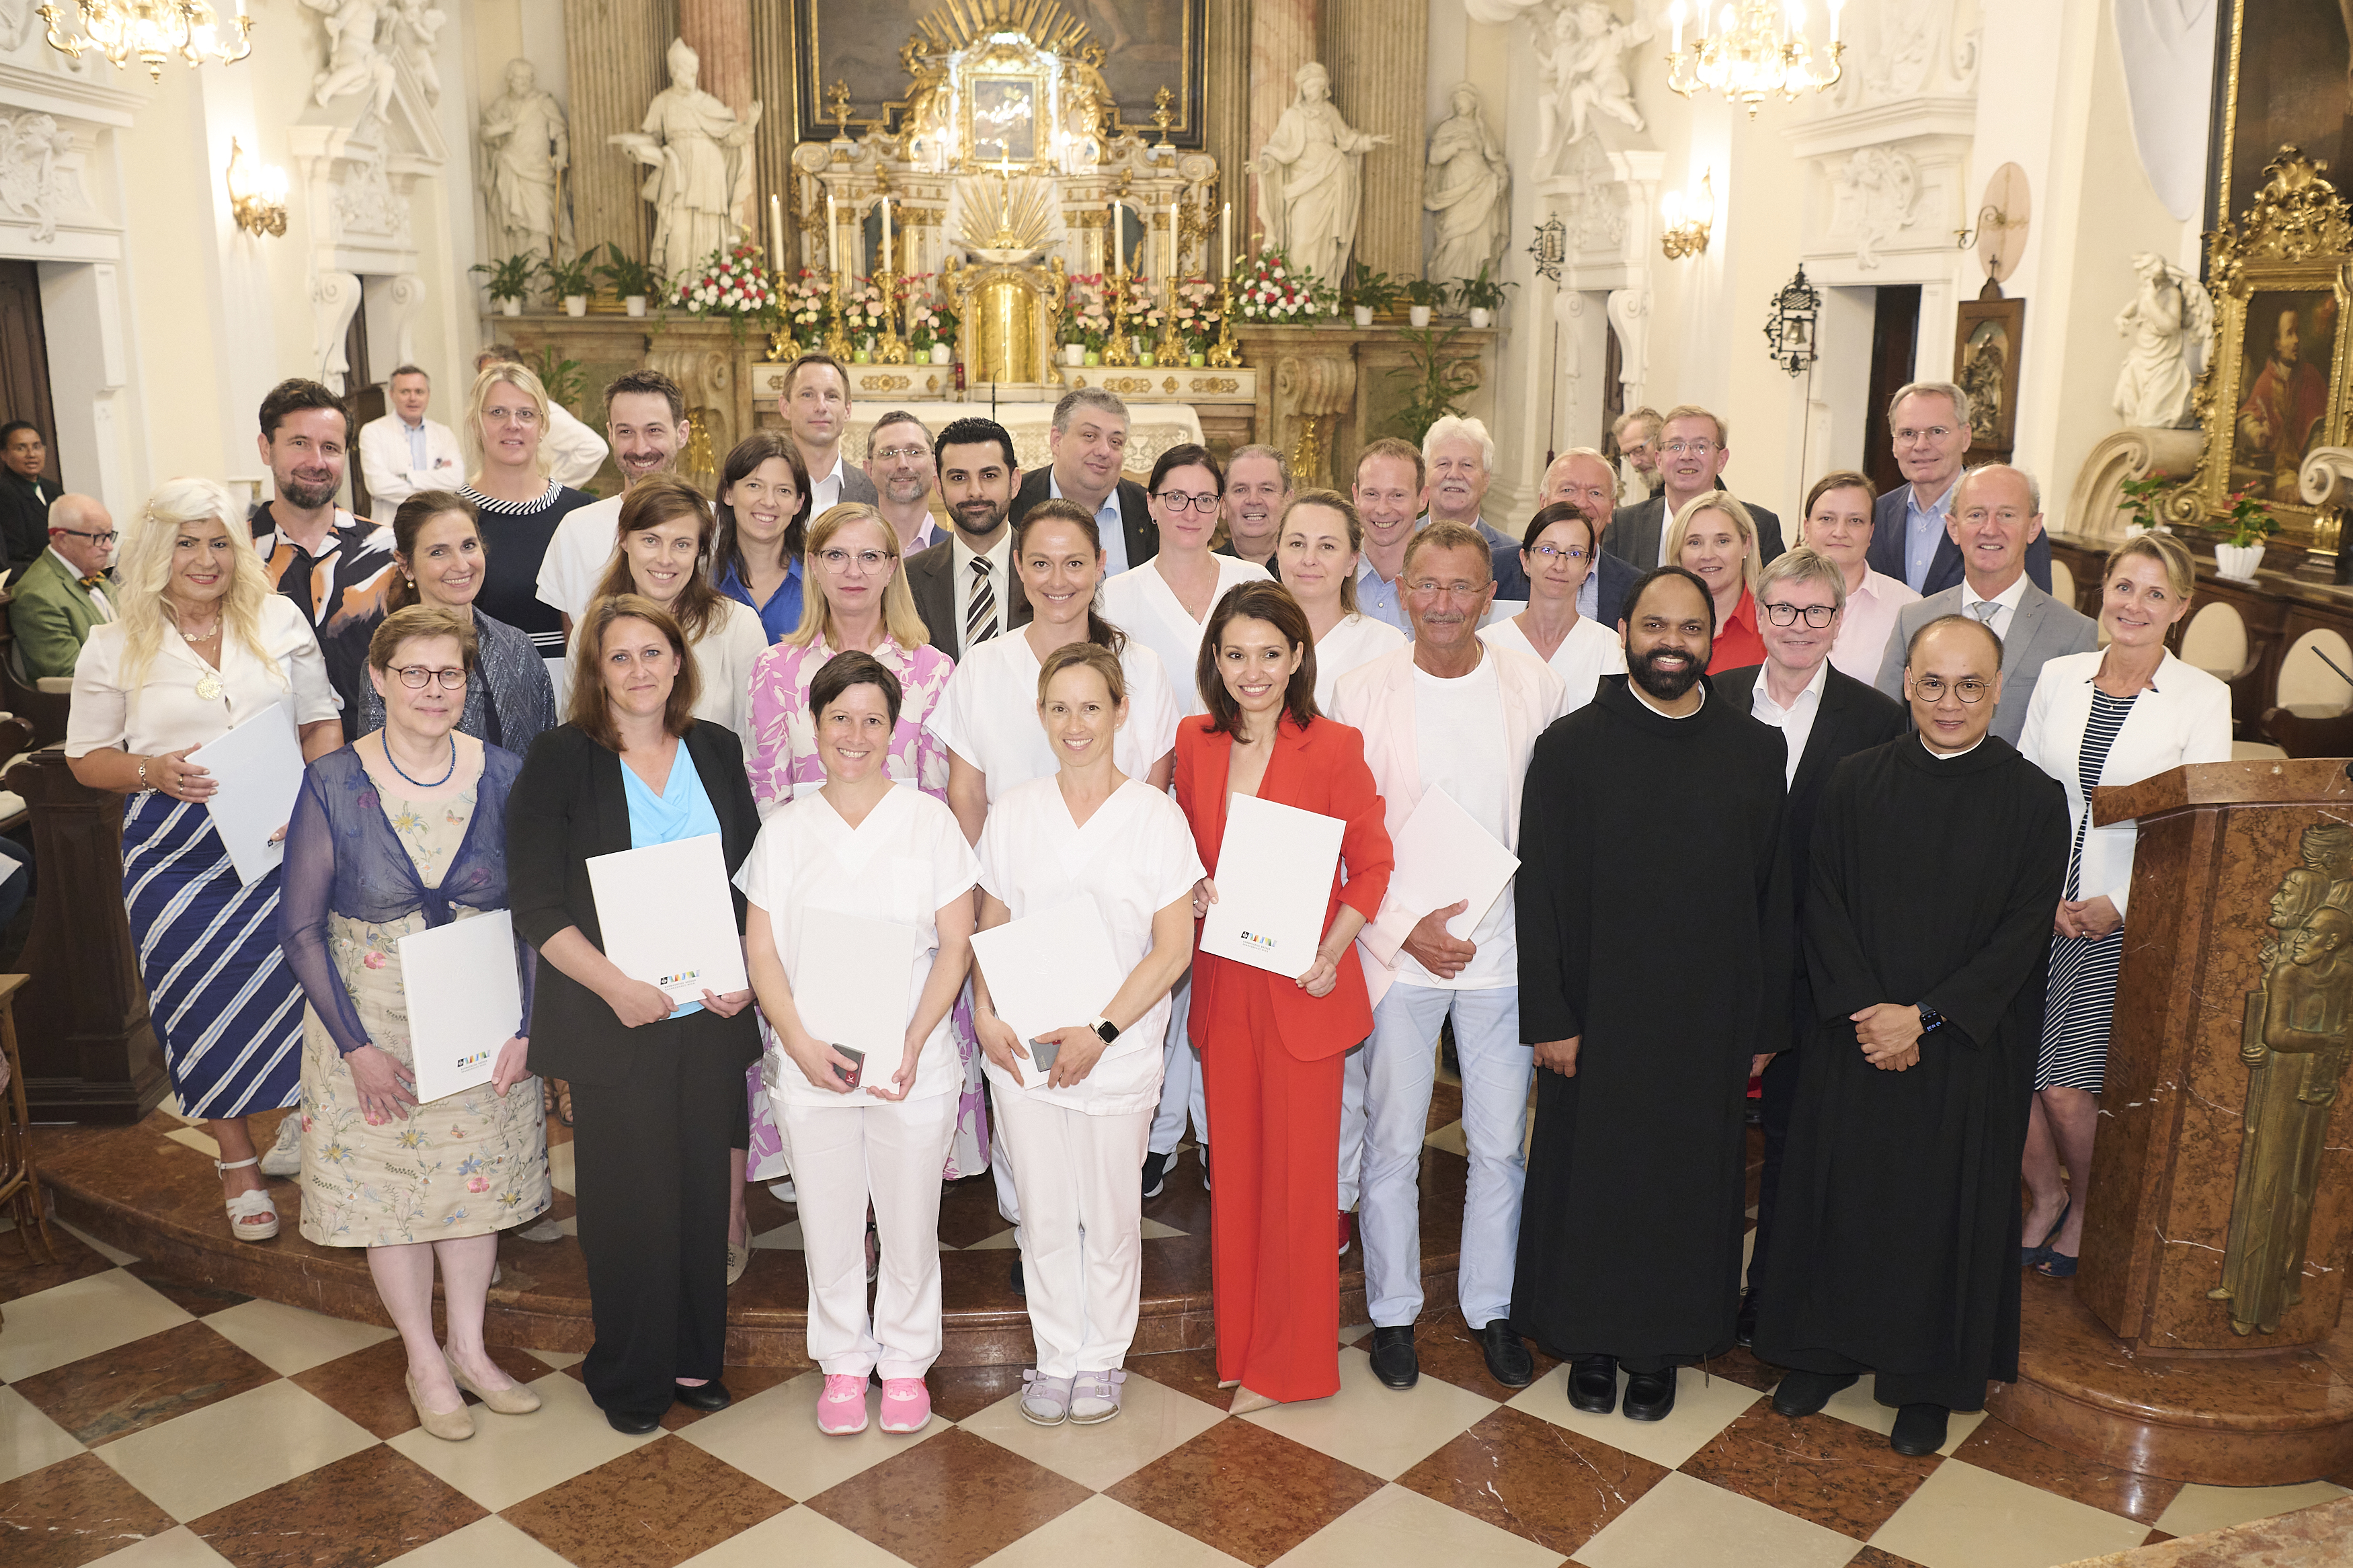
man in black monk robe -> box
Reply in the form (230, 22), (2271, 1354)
(1755, 614), (2067, 1455)
(1511, 566), (1791, 1423)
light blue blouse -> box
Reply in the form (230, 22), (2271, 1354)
(622, 745), (724, 1018)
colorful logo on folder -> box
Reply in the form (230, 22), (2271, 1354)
(452, 1048), (491, 1072)
(1238, 931), (1277, 950)
(658, 967), (704, 989)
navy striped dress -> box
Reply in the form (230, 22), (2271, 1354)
(2035, 688), (2137, 1092)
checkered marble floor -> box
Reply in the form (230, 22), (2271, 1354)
(4, 1211), (2350, 1568)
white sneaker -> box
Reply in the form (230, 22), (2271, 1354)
(257, 1114), (302, 1178)
(514, 1217), (565, 1243)
(769, 1180), (797, 1203)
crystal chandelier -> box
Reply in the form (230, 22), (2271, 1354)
(38, 0), (252, 82)
(1666, 1), (1843, 119)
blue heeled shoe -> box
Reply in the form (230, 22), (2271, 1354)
(2022, 1198), (2071, 1268)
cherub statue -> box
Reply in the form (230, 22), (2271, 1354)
(389, 0), (445, 106)
(2112, 251), (2214, 429)
(1067, 44), (1116, 156)
(303, 0), (397, 122)
(898, 38), (951, 159)
(1536, 1), (1652, 163)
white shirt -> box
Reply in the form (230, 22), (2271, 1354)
(536, 494), (624, 622)
(688, 596), (769, 742)
(543, 404), (610, 490)
(809, 452), (850, 515)
(975, 776), (1205, 1116)
(735, 784), (981, 1110)
(1049, 471), (1130, 576)
(951, 531), (1015, 647)
(1100, 554), (1271, 718)
(1313, 614), (1406, 712)
(1748, 658), (1829, 790)
(1960, 573), (2030, 641)
(66, 595), (338, 759)
(1393, 657), (1515, 989)
(358, 413), (463, 511)
(1631, 680), (1706, 718)
(1480, 614), (1626, 711)
(1831, 567), (1920, 684)
(932, 632), (1180, 802)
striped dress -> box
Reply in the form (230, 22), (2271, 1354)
(2035, 688), (2137, 1092)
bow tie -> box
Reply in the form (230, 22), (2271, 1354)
(79, 575), (104, 590)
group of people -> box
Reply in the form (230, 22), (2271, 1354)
(42, 355), (2229, 1457)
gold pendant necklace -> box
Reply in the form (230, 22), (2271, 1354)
(194, 669), (224, 701)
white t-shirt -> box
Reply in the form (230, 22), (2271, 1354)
(1479, 614), (1626, 712)
(734, 784), (982, 1109)
(536, 494), (623, 622)
(688, 596), (770, 743)
(1101, 554), (1271, 719)
(66, 595), (339, 758)
(1313, 614), (1407, 712)
(932, 632), (1181, 803)
(976, 776), (1205, 1116)
(1396, 657), (1515, 990)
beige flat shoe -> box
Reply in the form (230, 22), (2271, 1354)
(727, 1241), (750, 1287)
(1228, 1385), (1280, 1415)
(407, 1372), (475, 1440)
(444, 1352), (541, 1415)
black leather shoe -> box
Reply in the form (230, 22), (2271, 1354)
(605, 1407), (661, 1435)
(1890, 1402), (1949, 1456)
(1369, 1325), (1419, 1389)
(1141, 1151), (1168, 1200)
(1770, 1370), (1858, 1419)
(1734, 1288), (1759, 1348)
(1009, 1257), (1025, 1297)
(672, 1380), (731, 1413)
(1622, 1367), (1677, 1421)
(1567, 1355), (1617, 1414)
(1478, 1322), (1533, 1389)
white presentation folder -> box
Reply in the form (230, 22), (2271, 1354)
(401, 911), (523, 1104)
(187, 702), (305, 885)
(1198, 794), (1345, 979)
(586, 833), (750, 1005)
(969, 898), (1125, 1090)
(1361, 786), (1521, 969)
(793, 911), (919, 1060)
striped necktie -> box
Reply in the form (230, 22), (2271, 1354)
(965, 555), (998, 648)
(1970, 601), (1999, 625)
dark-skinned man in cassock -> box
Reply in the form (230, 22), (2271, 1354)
(1510, 566), (1792, 1423)
(1754, 614), (2067, 1456)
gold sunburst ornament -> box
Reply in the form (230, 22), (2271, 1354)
(956, 159), (1058, 261)
(39, 0), (251, 80)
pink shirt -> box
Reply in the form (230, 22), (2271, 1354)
(1829, 567), (1920, 684)
(743, 634), (955, 814)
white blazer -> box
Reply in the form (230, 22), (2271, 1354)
(2018, 647), (2233, 917)
(1328, 642), (1566, 962)
(358, 414), (464, 511)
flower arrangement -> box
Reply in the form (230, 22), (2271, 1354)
(2223, 487), (2280, 548)
(839, 281), (890, 343)
(779, 268), (832, 347)
(1061, 274), (1113, 352)
(1172, 278), (1222, 355)
(1234, 243), (1333, 323)
(1122, 274), (1165, 339)
(672, 239), (774, 327)
(896, 273), (957, 354)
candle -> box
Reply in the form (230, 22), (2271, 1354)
(1113, 200), (1126, 278)
(1168, 198), (1178, 280)
(881, 195), (893, 273)
(826, 193), (839, 275)
(1670, 1), (1684, 52)
(1829, 0), (1843, 43)
(1221, 200), (1232, 279)
(770, 194), (785, 273)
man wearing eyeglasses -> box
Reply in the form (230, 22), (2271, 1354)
(11, 493), (119, 680)
(1710, 547), (1907, 1348)
(1866, 382), (2052, 595)
(1601, 405), (1784, 571)
(864, 411), (941, 554)
(1755, 612), (2067, 1458)
(1511, 448), (1640, 624)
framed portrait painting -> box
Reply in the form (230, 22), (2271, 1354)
(1953, 292), (2026, 460)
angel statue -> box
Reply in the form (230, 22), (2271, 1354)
(2112, 251), (2214, 429)
(389, 0), (445, 106)
(1536, 1), (1652, 165)
(303, 0), (397, 122)
(610, 38), (764, 284)
(1249, 62), (1389, 294)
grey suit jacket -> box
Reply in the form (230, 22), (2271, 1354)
(1604, 491), (1786, 570)
(1872, 582), (2099, 745)
(832, 464), (880, 507)
(904, 535), (1031, 661)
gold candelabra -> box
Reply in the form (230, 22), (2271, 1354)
(823, 265), (854, 362)
(1103, 274), (1135, 366)
(1205, 278), (1241, 368)
(1152, 276), (1185, 365)
(871, 265), (909, 364)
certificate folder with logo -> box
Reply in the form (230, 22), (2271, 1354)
(1197, 794), (1345, 979)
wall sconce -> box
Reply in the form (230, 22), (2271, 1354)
(1661, 170), (1713, 259)
(226, 137), (286, 237)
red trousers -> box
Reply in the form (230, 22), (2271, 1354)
(1197, 976), (1343, 1402)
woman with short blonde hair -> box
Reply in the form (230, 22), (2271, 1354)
(1667, 492), (1767, 673)
(461, 363), (600, 664)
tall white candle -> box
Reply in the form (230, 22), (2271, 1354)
(1221, 200), (1232, 280)
(770, 194), (785, 274)
(1114, 200), (1127, 278)
(1168, 198), (1179, 280)
(881, 195), (893, 273)
(826, 193), (840, 275)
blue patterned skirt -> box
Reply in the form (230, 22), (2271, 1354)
(122, 792), (303, 1120)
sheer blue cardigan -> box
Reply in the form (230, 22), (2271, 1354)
(279, 743), (536, 1056)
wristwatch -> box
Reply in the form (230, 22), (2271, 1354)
(1916, 1004), (1947, 1035)
(1088, 1016), (1120, 1045)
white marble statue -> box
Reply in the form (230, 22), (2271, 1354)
(390, 0), (445, 106)
(610, 38), (764, 285)
(1537, 1), (1652, 165)
(2112, 251), (2214, 429)
(1425, 83), (1509, 287)
(1250, 63), (1388, 292)
(479, 58), (569, 262)
(303, 0), (397, 122)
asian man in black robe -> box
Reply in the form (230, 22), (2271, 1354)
(1754, 614), (2067, 1455)
(1511, 566), (1790, 1423)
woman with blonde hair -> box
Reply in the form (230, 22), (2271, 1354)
(66, 478), (344, 1240)
(460, 362), (600, 666)
(590, 473), (767, 741)
(1667, 491), (1767, 673)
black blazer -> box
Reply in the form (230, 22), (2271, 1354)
(1866, 484), (2053, 597)
(1009, 467), (1158, 569)
(1603, 491), (1786, 571)
(507, 721), (762, 1086)
(904, 535), (1033, 659)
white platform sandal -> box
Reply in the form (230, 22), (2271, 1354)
(216, 1157), (280, 1242)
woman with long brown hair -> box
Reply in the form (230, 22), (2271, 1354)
(713, 430), (813, 643)
(590, 474), (769, 739)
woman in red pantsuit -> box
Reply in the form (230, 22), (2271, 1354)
(1176, 579), (1392, 1408)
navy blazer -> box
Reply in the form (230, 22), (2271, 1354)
(1867, 484), (2054, 597)
(1491, 538), (1638, 630)
(1009, 466), (1158, 569)
(1603, 490), (1786, 571)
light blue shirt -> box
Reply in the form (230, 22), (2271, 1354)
(1902, 481), (1956, 592)
(1354, 554), (1410, 633)
(1049, 470), (1129, 575)
(401, 417), (428, 470)
(620, 747), (724, 1018)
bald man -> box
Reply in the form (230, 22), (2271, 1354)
(1492, 450), (1638, 626)
(11, 493), (116, 679)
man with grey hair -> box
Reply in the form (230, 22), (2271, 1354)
(864, 410), (940, 553)
(1215, 444), (1290, 570)
(1603, 403), (1784, 571)
(1867, 380), (2051, 595)
(1612, 406), (1663, 501)
(1421, 415), (1517, 560)
(358, 364), (462, 511)
(1505, 446), (1639, 621)
(10, 492), (116, 679)
(1874, 464), (2093, 745)
(1009, 387), (1157, 572)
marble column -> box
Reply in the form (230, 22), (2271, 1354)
(750, 0), (798, 272)
(1205, 0), (1250, 263)
(1248, 0), (1320, 250)
(676, 0), (752, 117)
(562, 0), (676, 267)
(1324, 0), (1429, 282)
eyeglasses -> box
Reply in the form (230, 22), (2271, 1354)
(1661, 439), (1715, 456)
(1528, 544), (1589, 563)
(815, 546), (891, 571)
(1910, 676), (1991, 703)
(1155, 491), (1221, 513)
(390, 665), (468, 690)
(1406, 580), (1487, 599)
(1892, 425), (1955, 444)
(873, 445), (930, 462)
(1761, 602), (1837, 628)
(483, 406), (540, 427)
(56, 528), (117, 546)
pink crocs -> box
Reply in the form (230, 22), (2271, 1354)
(816, 1373), (869, 1435)
(879, 1378), (932, 1434)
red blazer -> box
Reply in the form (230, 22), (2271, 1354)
(1175, 714), (1394, 1061)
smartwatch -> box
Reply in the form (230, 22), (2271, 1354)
(1917, 1004), (1947, 1035)
(1088, 1016), (1120, 1045)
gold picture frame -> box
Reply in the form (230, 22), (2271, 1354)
(967, 74), (1043, 165)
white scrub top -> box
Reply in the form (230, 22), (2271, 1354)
(1480, 613), (1626, 712)
(931, 630), (1181, 804)
(975, 776), (1205, 1116)
(1101, 554), (1271, 718)
(1312, 613), (1407, 714)
(734, 782), (981, 1109)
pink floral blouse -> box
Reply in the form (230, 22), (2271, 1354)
(743, 635), (955, 811)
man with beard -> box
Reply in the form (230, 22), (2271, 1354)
(0, 421), (55, 575)
(534, 369), (693, 636)
(1755, 614), (2066, 1455)
(1215, 445), (1289, 572)
(249, 378), (399, 643)
(864, 411), (941, 554)
(905, 417), (1029, 659)
(1511, 565), (1790, 1421)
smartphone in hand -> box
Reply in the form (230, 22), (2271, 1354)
(836, 1046), (867, 1091)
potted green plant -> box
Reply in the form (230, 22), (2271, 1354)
(469, 254), (542, 317)
(1343, 261), (1401, 327)
(1404, 277), (1443, 329)
(1453, 263), (1513, 328)
(2215, 488), (2278, 580)
(2117, 474), (2171, 536)
(594, 243), (661, 317)
(547, 251), (596, 317)
(1386, 324), (1482, 445)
